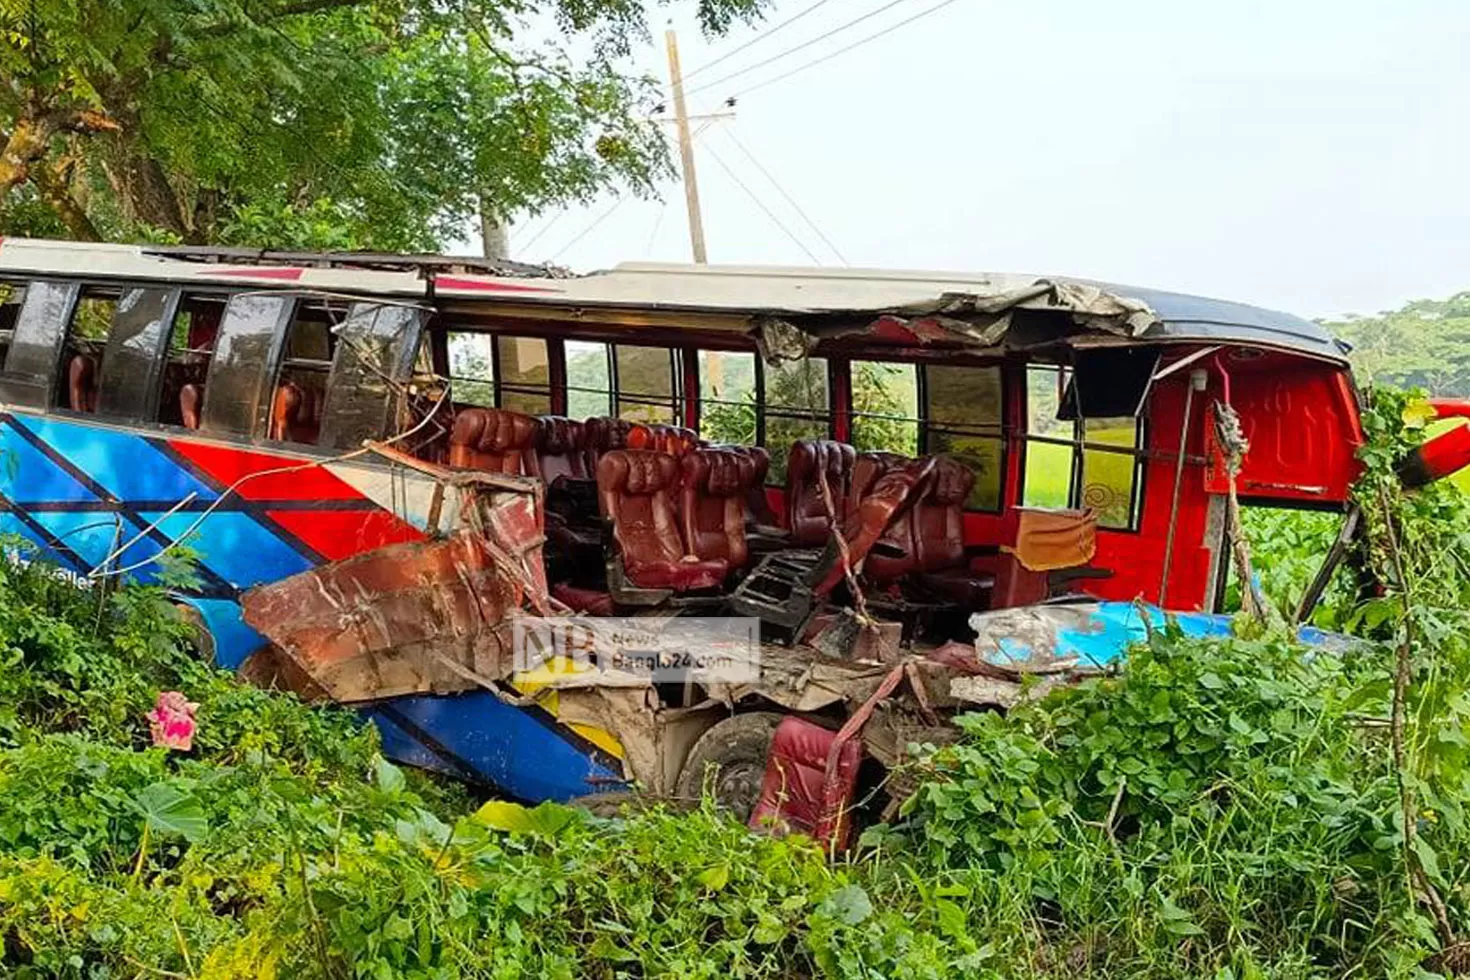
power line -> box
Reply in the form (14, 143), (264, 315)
(720, 127), (848, 265)
(548, 196), (627, 261)
(644, 199), (669, 256)
(682, 0), (838, 82)
(516, 207), (569, 253)
(702, 140), (824, 265)
(726, 0), (963, 99)
(685, 0), (920, 98)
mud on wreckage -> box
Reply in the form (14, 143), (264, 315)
(0, 239), (1464, 852)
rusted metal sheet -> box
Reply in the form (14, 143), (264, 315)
(241, 479), (549, 704)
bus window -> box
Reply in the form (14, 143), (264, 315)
(1022, 363), (1145, 528)
(763, 356), (829, 482)
(565, 340), (611, 418)
(497, 335), (551, 414)
(924, 364), (1004, 510)
(159, 295), (226, 428)
(96, 288), (178, 422)
(319, 304), (424, 451)
(1023, 366), (1075, 509)
(851, 360), (918, 456)
(269, 302), (338, 445)
(57, 288), (122, 413)
(1080, 417), (1145, 529)
(0, 281), (27, 364)
(447, 331), (495, 406)
(200, 294), (293, 438)
(698, 350), (756, 444)
(0, 280), (78, 409)
(615, 345), (679, 423)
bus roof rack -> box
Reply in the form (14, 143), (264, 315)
(140, 245), (565, 280)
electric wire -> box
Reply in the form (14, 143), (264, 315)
(681, 0), (839, 82)
(684, 0), (919, 98)
(720, 127), (848, 264)
(701, 140), (824, 265)
(516, 207), (569, 253)
(548, 196), (628, 261)
(723, 0), (963, 99)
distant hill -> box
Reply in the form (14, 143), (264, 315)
(1322, 292), (1470, 398)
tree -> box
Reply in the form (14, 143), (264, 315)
(1323, 293), (1470, 398)
(0, 0), (765, 250)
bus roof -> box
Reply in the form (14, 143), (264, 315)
(0, 238), (1348, 363)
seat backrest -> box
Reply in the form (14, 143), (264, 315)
(597, 448), (685, 570)
(179, 384), (204, 429)
(584, 417), (653, 471)
(912, 455), (975, 573)
(447, 406), (538, 474)
(67, 354), (98, 413)
(785, 440), (856, 546)
(681, 448), (754, 568)
(534, 415), (588, 484)
(813, 455), (936, 596)
(270, 381), (322, 444)
(648, 424), (698, 457)
(851, 452), (925, 583)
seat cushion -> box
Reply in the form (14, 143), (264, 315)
(748, 716), (863, 851)
(624, 556), (728, 591)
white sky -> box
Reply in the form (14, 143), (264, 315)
(498, 0), (1470, 319)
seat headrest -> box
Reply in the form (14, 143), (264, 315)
(450, 407), (539, 453)
(682, 448), (755, 497)
(598, 449), (680, 496)
(926, 455), (975, 506)
(586, 416), (654, 453)
(648, 424), (698, 456)
(788, 439), (854, 481)
(536, 415), (585, 453)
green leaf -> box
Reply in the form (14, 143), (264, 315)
(374, 757), (406, 795)
(133, 782), (207, 843)
(1412, 836), (1445, 885)
(472, 800), (577, 837)
(817, 884), (873, 926)
(697, 863), (730, 891)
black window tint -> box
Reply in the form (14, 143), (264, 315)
(200, 294), (292, 437)
(615, 345), (678, 423)
(319, 305), (424, 451)
(0, 280), (77, 408)
(97, 289), (178, 422)
(924, 364), (1005, 510)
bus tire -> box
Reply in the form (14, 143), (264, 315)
(674, 711), (785, 823)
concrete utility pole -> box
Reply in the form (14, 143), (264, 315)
(664, 28), (708, 264)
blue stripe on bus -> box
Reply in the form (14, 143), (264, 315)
(137, 510), (313, 588)
(367, 691), (625, 802)
(28, 510), (166, 582)
(0, 422), (97, 503)
(15, 416), (218, 504)
(178, 597), (269, 670)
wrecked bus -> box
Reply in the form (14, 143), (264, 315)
(0, 238), (1462, 844)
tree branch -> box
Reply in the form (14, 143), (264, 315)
(29, 158), (102, 240)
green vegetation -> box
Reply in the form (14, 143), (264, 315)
(0, 0), (765, 250)
(1326, 294), (1470, 398)
(3, 387), (1470, 977)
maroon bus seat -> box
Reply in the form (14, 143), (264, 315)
(270, 381), (322, 444)
(748, 716), (862, 851)
(812, 454), (936, 597)
(909, 456), (995, 607)
(597, 448), (726, 591)
(785, 440), (856, 547)
(648, 424), (698, 457)
(680, 448), (756, 569)
(179, 384), (204, 429)
(583, 417), (653, 472)
(534, 415), (589, 484)
(846, 452), (917, 583)
(67, 354), (98, 413)
(448, 407), (538, 474)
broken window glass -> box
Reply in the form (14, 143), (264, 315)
(319, 304), (424, 451)
(97, 288), (178, 422)
(200, 294), (293, 438)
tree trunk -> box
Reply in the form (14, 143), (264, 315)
(0, 115), (60, 206)
(30, 161), (102, 241)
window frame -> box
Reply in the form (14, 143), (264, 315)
(0, 279), (79, 409)
(1020, 361), (1148, 532)
(760, 355), (834, 483)
(94, 287), (182, 423)
(493, 334), (554, 415)
(612, 343), (683, 424)
(920, 360), (1007, 514)
(849, 358), (922, 457)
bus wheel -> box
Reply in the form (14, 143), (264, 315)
(674, 712), (785, 823)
